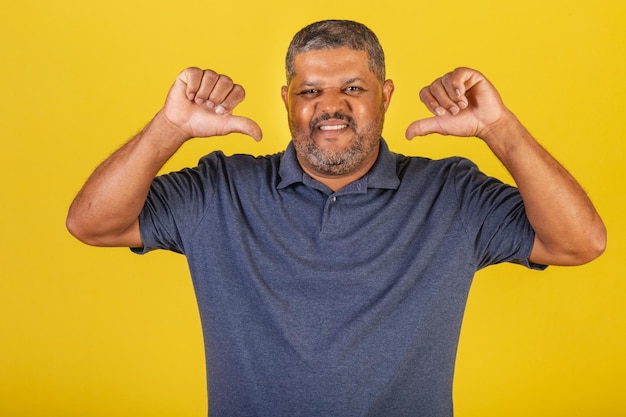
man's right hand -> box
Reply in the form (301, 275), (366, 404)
(67, 67), (262, 247)
(159, 67), (263, 142)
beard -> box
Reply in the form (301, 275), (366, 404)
(289, 110), (385, 176)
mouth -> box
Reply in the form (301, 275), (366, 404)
(310, 112), (354, 133)
(319, 124), (349, 131)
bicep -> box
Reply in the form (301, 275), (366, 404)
(82, 218), (143, 249)
(528, 235), (581, 266)
(120, 218), (144, 249)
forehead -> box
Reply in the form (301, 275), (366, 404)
(291, 48), (375, 84)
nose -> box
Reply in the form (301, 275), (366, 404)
(316, 88), (348, 115)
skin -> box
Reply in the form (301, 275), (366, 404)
(281, 48), (394, 191)
(406, 67), (606, 265)
(66, 68), (261, 248)
(66, 50), (606, 266)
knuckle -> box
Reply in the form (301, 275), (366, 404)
(234, 84), (246, 98)
(185, 66), (201, 76)
(429, 79), (444, 93)
(203, 70), (219, 83)
(218, 74), (233, 86)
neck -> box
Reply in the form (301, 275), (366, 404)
(297, 146), (379, 192)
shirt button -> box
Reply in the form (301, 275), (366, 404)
(331, 196), (337, 203)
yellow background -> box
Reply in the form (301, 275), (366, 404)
(1, 0), (624, 415)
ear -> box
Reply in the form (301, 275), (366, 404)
(281, 85), (289, 110)
(382, 79), (395, 111)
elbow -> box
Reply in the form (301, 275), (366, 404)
(582, 222), (608, 264)
(66, 205), (141, 248)
(66, 205), (112, 247)
(564, 222), (608, 266)
(66, 197), (95, 245)
(66, 210), (100, 246)
(532, 221), (607, 266)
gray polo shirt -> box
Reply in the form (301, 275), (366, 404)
(135, 139), (542, 416)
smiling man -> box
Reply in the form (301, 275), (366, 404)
(283, 46), (394, 189)
(67, 20), (605, 416)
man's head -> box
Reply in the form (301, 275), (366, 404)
(285, 20), (386, 86)
(281, 20), (394, 186)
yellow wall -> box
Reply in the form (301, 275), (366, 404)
(1, 0), (624, 415)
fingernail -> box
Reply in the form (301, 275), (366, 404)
(458, 100), (468, 109)
(455, 89), (462, 97)
(449, 106), (459, 115)
(435, 107), (445, 116)
(215, 104), (226, 115)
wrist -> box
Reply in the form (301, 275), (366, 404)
(478, 110), (533, 156)
(148, 111), (193, 148)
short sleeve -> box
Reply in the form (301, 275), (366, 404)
(452, 158), (546, 271)
(131, 153), (222, 255)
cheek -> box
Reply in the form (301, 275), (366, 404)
(351, 103), (378, 128)
(289, 103), (315, 127)
(364, 99), (385, 116)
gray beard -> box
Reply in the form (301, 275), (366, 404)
(297, 134), (375, 176)
(289, 111), (384, 176)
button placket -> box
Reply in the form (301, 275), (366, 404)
(321, 194), (339, 235)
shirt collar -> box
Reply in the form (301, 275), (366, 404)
(277, 138), (400, 191)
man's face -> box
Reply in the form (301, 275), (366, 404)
(281, 48), (394, 178)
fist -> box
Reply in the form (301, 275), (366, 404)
(161, 67), (262, 141)
(406, 67), (508, 140)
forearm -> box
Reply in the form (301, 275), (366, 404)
(481, 111), (606, 265)
(66, 112), (188, 246)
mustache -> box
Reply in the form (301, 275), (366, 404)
(309, 112), (355, 131)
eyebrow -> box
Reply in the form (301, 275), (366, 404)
(296, 77), (366, 89)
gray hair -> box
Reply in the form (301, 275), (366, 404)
(285, 20), (386, 85)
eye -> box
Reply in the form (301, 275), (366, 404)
(344, 86), (365, 95)
(297, 89), (320, 97)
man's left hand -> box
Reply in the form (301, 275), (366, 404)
(405, 67), (510, 140)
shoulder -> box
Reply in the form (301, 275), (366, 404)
(186, 151), (285, 194)
(194, 150), (283, 178)
(198, 150), (283, 170)
(395, 153), (481, 182)
(150, 151), (284, 194)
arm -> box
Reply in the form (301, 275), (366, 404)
(405, 67), (606, 266)
(66, 68), (262, 247)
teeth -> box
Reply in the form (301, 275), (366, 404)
(319, 124), (348, 131)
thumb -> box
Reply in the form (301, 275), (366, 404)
(405, 117), (446, 140)
(223, 115), (263, 142)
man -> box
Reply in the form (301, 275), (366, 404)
(67, 20), (606, 416)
